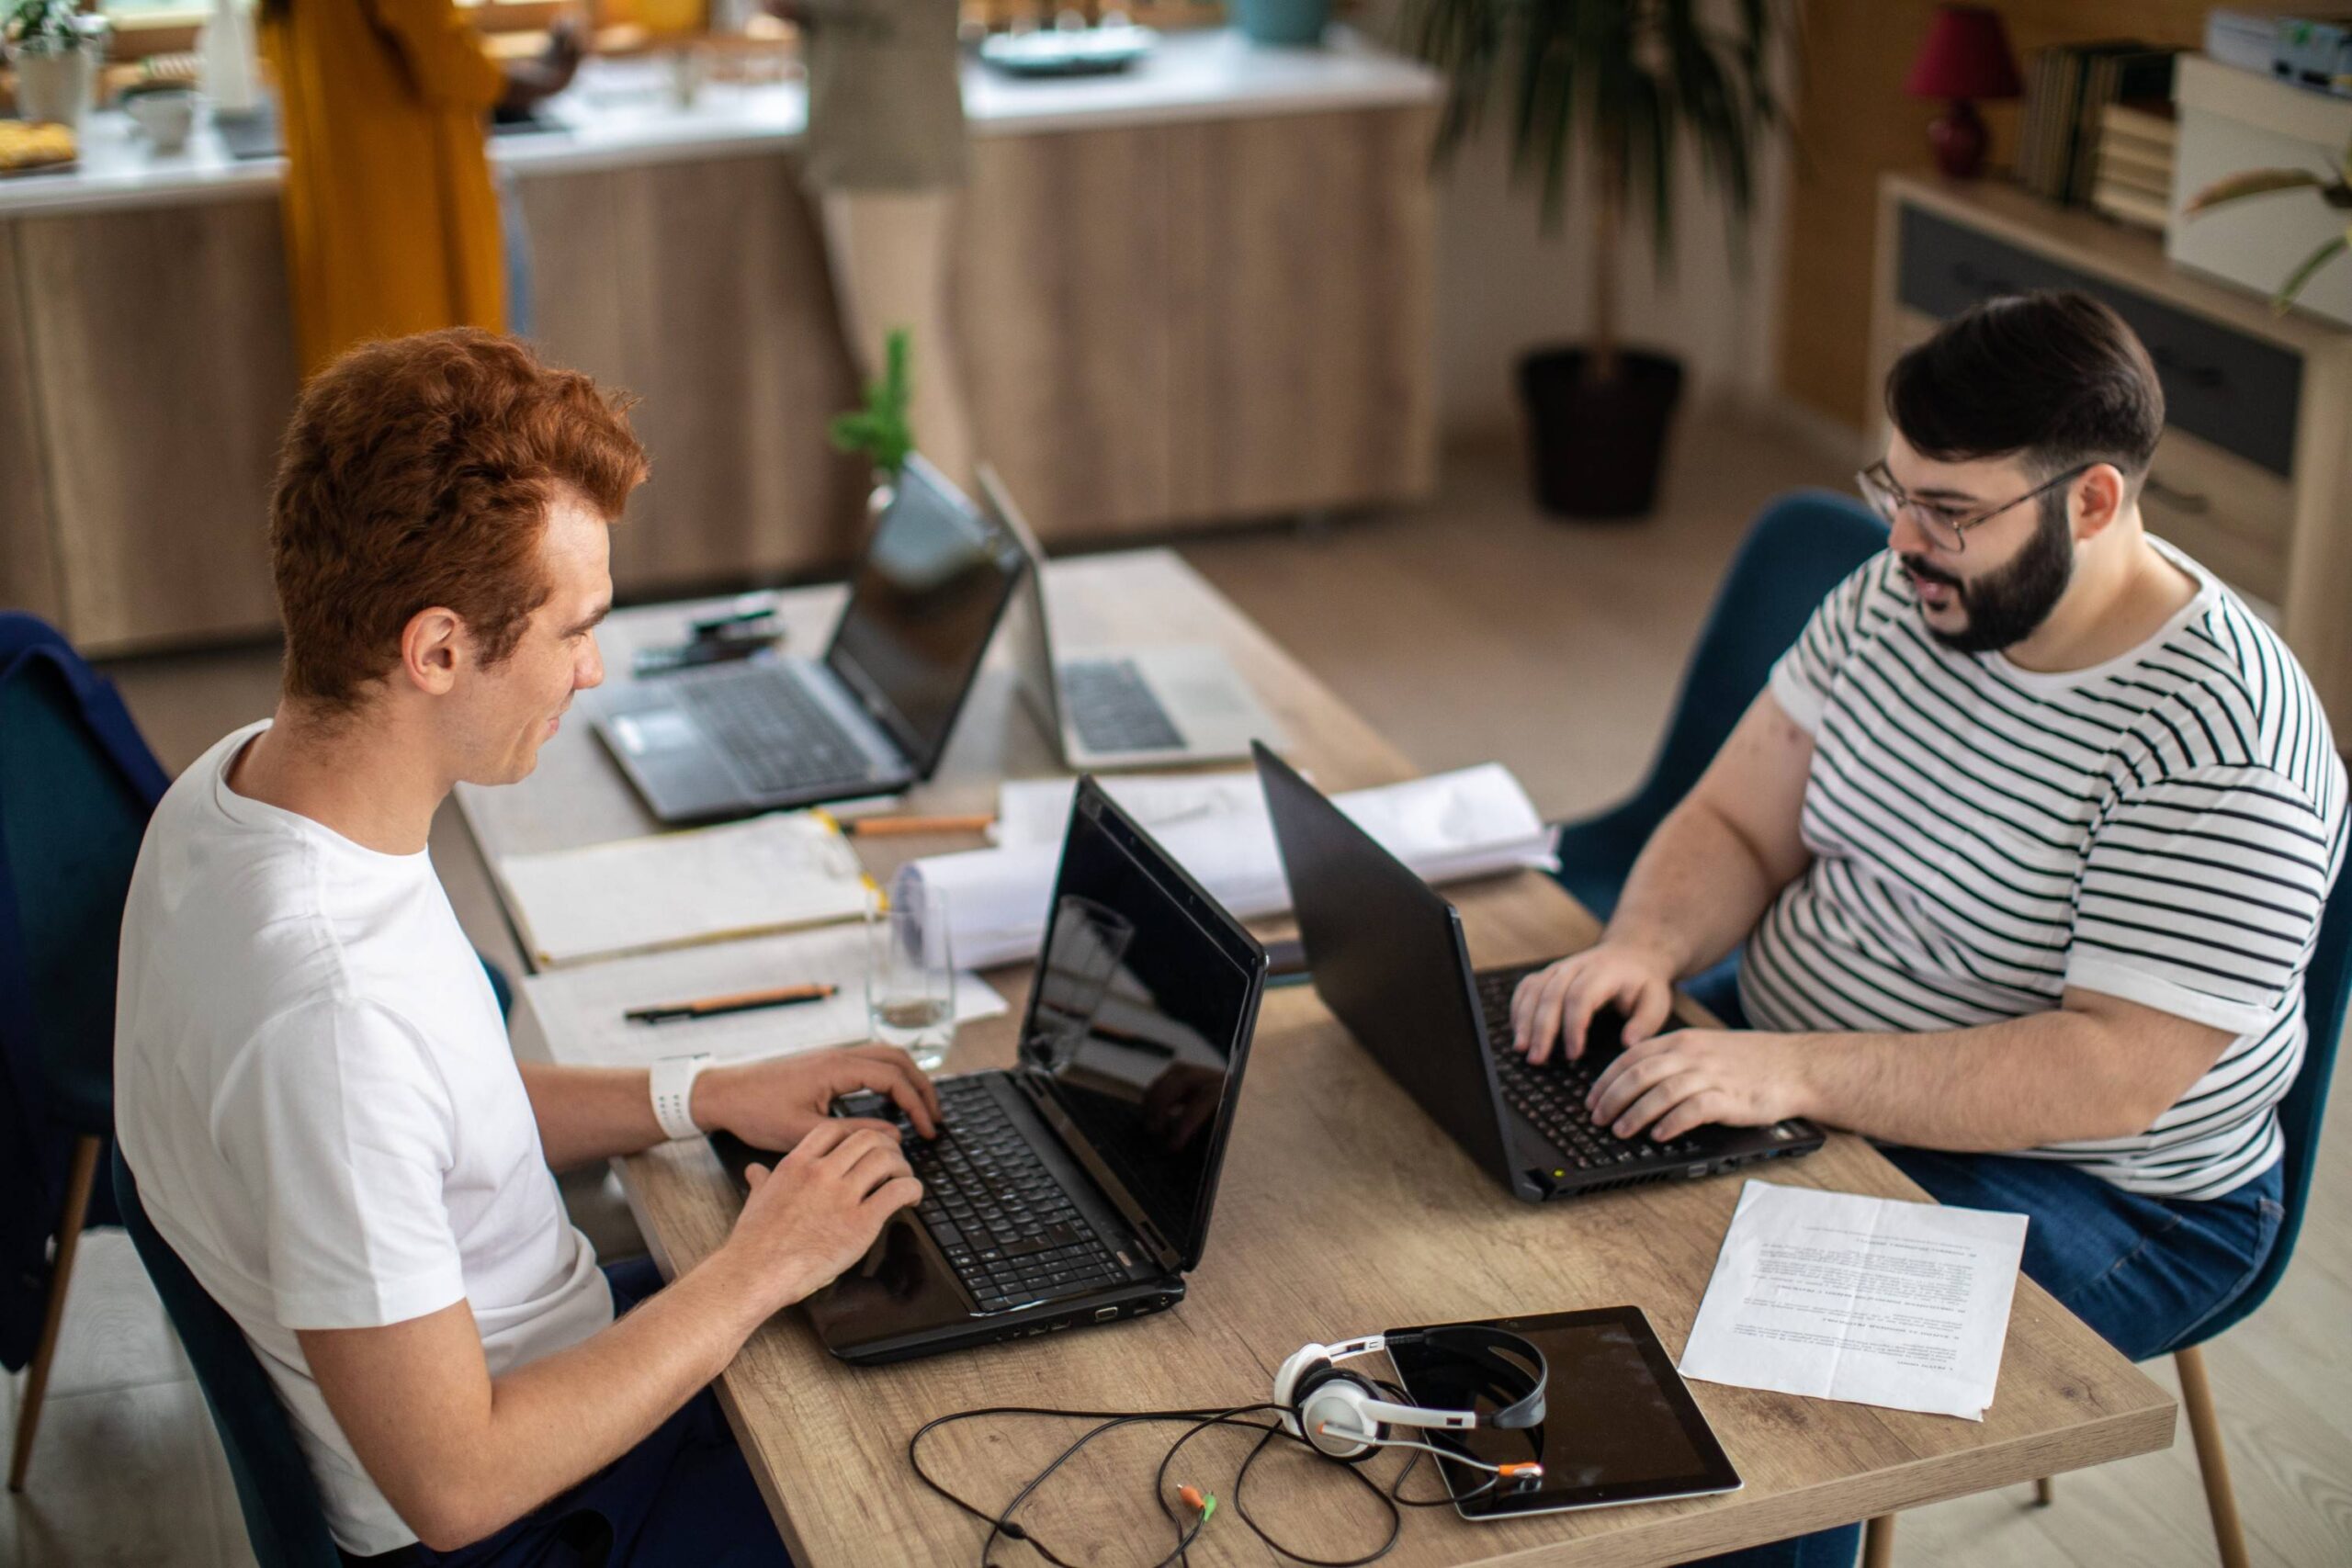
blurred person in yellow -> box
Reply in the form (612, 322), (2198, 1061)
(262, 0), (584, 376)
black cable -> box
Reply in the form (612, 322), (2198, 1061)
(909, 1390), (1521, 1568)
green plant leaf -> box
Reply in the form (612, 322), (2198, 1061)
(2273, 231), (2349, 313)
(2183, 168), (2330, 216)
(827, 325), (915, 474)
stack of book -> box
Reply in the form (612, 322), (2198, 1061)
(2018, 41), (2180, 205)
(2090, 103), (2177, 231)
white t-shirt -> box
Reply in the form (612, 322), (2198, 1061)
(114, 721), (613, 1554)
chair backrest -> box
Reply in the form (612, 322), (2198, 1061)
(2189, 852), (2352, 1343)
(112, 1147), (345, 1568)
(0, 615), (171, 1365)
(1611, 490), (1890, 850)
(0, 626), (166, 1131)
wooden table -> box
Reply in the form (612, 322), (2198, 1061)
(458, 549), (2177, 1566)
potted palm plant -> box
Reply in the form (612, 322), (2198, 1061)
(1400, 0), (1789, 519)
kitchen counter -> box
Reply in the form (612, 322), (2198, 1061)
(0, 26), (1438, 218)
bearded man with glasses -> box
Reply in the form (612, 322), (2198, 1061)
(1510, 293), (2341, 1568)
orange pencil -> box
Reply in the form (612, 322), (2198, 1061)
(626, 983), (838, 1024)
(842, 814), (996, 838)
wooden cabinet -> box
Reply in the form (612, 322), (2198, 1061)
(516, 155), (871, 601)
(6, 198), (295, 650)
(1870, 173), (2352, 729)
(956, 105), (1441, 537)
(1, 105), (1440, 654)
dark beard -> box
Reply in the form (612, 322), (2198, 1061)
(1903, 495), (2075, 655)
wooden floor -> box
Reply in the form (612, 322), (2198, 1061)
(11, 413), (2348, 1566)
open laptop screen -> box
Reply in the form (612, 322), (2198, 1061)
(825, 459), (1024, 775)
(1021, 781), (1266, 1270)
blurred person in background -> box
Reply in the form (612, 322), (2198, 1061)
(264, 0), (585, 375)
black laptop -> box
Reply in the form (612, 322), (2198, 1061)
(712, 776), (1269, 1363)
(584, 456), (1026, 823)
(1253, 743), (1823, 1203)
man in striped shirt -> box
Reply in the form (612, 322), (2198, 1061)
(1512, 293), (2340, 1393)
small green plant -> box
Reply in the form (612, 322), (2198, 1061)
(3, 0), (92, 56)
(2183, 137), (2352, 314)
(828, 326), (915, 475)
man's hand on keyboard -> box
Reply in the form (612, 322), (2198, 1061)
(725, 1120), (922, 1305)
(695, 1044), (943, 1150)
(1510, 940), (1679, 1065)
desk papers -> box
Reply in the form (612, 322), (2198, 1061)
(496, 811), (875, 968)
(899, 763), (1560, 967)
(517, 924), (1007, 1070)
(1678, 1180), (2030, 1421)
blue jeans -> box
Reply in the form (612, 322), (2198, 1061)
(357, 1258), (791, 1568)
(1687, 1145), (2285, 1568)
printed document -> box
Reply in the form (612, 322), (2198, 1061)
(1679, 1180), (2029, 1421)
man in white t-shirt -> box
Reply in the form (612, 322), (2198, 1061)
(116, 330), (937, 1566)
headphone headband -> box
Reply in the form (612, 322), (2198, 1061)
(1272, 1324), (1548, 1453)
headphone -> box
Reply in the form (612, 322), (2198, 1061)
(1273, 1325), (1548, 1475)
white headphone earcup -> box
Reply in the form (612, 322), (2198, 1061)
(1297, 1378), (1379, 1459)
(1271, 1342), (1331, 1439)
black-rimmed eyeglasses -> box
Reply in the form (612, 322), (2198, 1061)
(1855, 460), (2092, 554)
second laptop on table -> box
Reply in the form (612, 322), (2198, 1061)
(1254, 742), (1822, 1203)
(586, 455), (1027, 823)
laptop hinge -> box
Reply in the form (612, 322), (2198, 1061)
(1015, 1069), (1184, 1274)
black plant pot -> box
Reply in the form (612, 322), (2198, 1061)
(1517, 347), (1686, 520)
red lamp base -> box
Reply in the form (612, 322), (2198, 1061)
(1928, 98), (1989, 179)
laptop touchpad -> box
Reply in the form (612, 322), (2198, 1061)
(611, 710), (700, 755)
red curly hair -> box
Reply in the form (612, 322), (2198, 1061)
(269, 330), (649, 712)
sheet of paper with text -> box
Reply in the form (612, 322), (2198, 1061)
(1679, 1179), (2029, 1421)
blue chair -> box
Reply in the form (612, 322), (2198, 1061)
(1552, 491), (1887, 1016)
(2030, 867), (2352, 1568)
(0, 615), (168, 1492)
(0, 609), (518, 1511)
(114, 1147), (344, 1568)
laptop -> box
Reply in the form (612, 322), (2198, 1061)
(978, 463), (1288, 768)
(711, 776), (1270, 1364)
(584, 457), (1026, 823)
(1253, 743), (1824, 1203)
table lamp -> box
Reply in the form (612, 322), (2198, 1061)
(1905, 5), (2024, 180)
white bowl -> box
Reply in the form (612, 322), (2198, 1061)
(124, 90), (194, 154)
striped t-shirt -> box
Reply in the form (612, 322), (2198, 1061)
(1741, 540), (2346, 1200)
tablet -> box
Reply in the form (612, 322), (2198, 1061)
(1385, 1306), (1741, 1519)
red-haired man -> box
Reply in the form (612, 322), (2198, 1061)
(117, 331), (931, 1565)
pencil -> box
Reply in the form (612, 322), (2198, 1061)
(626, 983), (838, 1024)
(842, 814), (997, 838)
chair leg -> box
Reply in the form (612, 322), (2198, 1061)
(2034, 1476), (2054, 1506)
(9, 1133), (100, 1493)
(1863, 1513), (1894, 1568)
(2176, 1344), (2251, 1568)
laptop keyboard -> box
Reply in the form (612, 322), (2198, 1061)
(1474, 967), (1708, 1170)
(900, 1077), (1133, 1314)
(1062, 658), (1185, 755)
(673, 663), (873, 796)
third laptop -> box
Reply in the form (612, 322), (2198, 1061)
(1254, 742), (1823, 1203)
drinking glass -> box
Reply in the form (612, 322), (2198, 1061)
(867, 884), (956, 1073)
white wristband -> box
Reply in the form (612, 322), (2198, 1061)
(650, 1055), (713, 1142)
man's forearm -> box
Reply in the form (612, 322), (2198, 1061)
(409, 1249), (781, 1550)
(523, 1062), (667, 1169)
(1605, 798), (1792, 979)
(1788, 1011), (2186, 1149)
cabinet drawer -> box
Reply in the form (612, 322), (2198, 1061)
(1895, 205), (2303, 478)
(2141, 427), (2292, 604)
